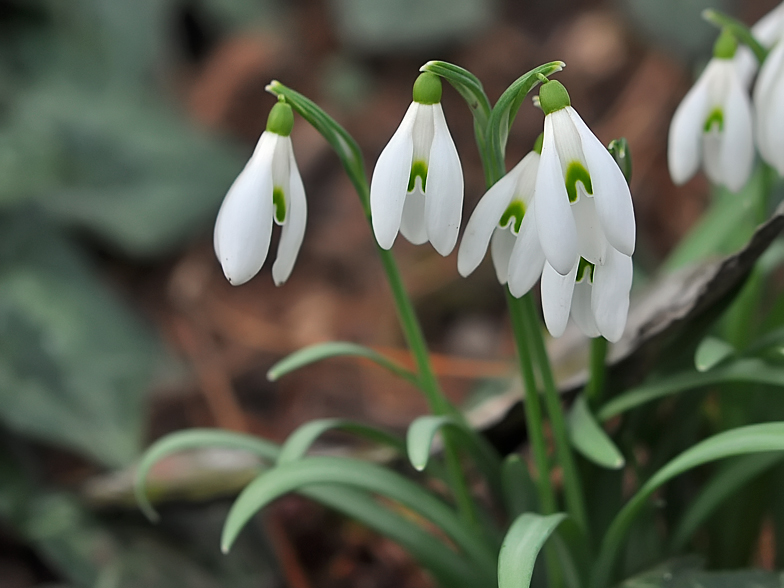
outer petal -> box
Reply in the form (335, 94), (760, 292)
(568, 107), (635, 257)
(535, 115), (578, 275)
(370, 102), (417, 249)
(272, 139), (307, 285)
(754, 42), (784, 173)
(753, 2), (784, 47)
(507, 202), (546, 297)
(541, 261), (577, 338)
(214, 132), (276, 285)
(425, 103), (464, 256)
(399, 182), (428, 245)
(571, 280), (600, 338)
(490, 228), (517, 284)
(572, 194), (609, 265)
(719, 73), (754, 192)
(668, 65), (712, 185)
(457, 165), (519, 277)
(591, 247), (633, 343)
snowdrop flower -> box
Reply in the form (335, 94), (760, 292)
(457, 135), (544, 287)
(214, 101), (307, 286)
(754, 16), (784, 175)
(528, 79), (635, 342)
(668, 30), (754, 192)
(734, 2), (784, 86)
(370, 72), (463, 255)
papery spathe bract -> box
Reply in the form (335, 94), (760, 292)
(214, 102), (307, 286)
(370, 73), (463, 256)
(668, 33), (754, 192)
(754, 20), (784, 175)
(457, 144), (542, 285)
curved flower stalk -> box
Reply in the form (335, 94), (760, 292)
(524, 79), (635, 342)
(754, 17), (784, 175)
(457, 135), (544, 286)
(370, 72), (464, 256)
(668, 30), (754, 192)
(734, 2), (784, 86)
(214, 101), (307, 286)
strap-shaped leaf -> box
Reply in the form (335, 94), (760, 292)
(671, 452), (784, 550)
(694, 336), (735, 372)
(486, 61), (566, 181)
(498, 513), (568, 588)
(567, 395), (624, 470)
(593, 423), (784, 588)
(267, 341), (418, 385)
(221, 455), (497, 578)
(501, 455), (538, 517)
(278, 418), (405, 464)
(598, 358), (784, 421)
(134, 429), (280, 521)
(406, 415), (503, 500)
(266, 81), (371, 214)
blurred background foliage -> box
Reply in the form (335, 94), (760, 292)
(1, 0), (783, 587)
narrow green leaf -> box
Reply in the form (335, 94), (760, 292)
(265, 81), (370, 215)
(267, 341), (418, 386)
(134, 429), (280, 521)
(702, 9), (768, 64)
(498, 513), (568, 588)
(278, 418), (406, 464)
(671, 452), (784, 550)
(567, 395), (624, 470)
(406, 415), (503, 500)
(221, 456), (497, 578)
(695, 336), (735, 372)
(486, 61), (565, 180)
(593, 423), (784, 588)
(501, 455), (538, 517)
(598, 358), (784, 421)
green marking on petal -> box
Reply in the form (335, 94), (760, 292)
(499, 199), (526, 234)
(407, 160), (428, 192)
(565, 161), (593, 203)
(703, 108), (724, 132)
(577, 257), (595, 283)
(273, 187), (287, 224)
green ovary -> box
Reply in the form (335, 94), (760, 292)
(577, 257), (595, 283)
(499, 200), (526, 234)
(565, 161), (593, 203)
(704, 108), (724, 132)
(408, 160), (428, 192)
(273, 187), (287, 224)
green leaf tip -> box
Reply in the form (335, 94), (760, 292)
(539, 80), (571, 115)
(266, 101), (294, 136)
(413, 72), (442, 105)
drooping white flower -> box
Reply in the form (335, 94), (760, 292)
(214, 101), (307, 286)
(734, 2), (784, 86)
(457, 137), (544, 286)
(370, 72), (463, 256)
(754, 17), (784, 175)
(668, 30), (754, 192)
(518, 79), (635, 342)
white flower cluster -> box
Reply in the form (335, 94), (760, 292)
(669, 2), (784, 190)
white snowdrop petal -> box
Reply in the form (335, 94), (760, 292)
(541, 261), (577, 338)
(754, 42), (784, 172)
(752, 2), (784, 47)
(272, 139), (307, 285)
(507, 204), (546, 297)
(702, 129), (723, 186)
(370, 102), (417, 249)
(215, 133), (277, 285)
(399, 183), (428, 245)
(457, 168), (519, 277)
(572, 195), (608, 265)
(761, 74), (784, 175)
(719, 74), (755, 192)
(490, 228), (516, 284)
(568, 107), (635, 257)
(550, 109), (586, 174)
(513, 151), (541, 204)
(535, 116), (578, 275)
(425, 103), (463, 256)
(733, 46), (758, 89)
(571, 280), (600, 338)
(592, 248), (633, 343)
(668, 68), (711, 185)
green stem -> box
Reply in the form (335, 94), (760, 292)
(506, 288), (562, 588)
(585, 337), (608, 406)
(702, 9), (768, 64)
(520, 294), (589, 537)
(377, 248), (478, 528)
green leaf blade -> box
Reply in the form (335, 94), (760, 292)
(567, 395), (625, 470)
(694, 336), (735, 372)
(498, 512), (568, 588)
